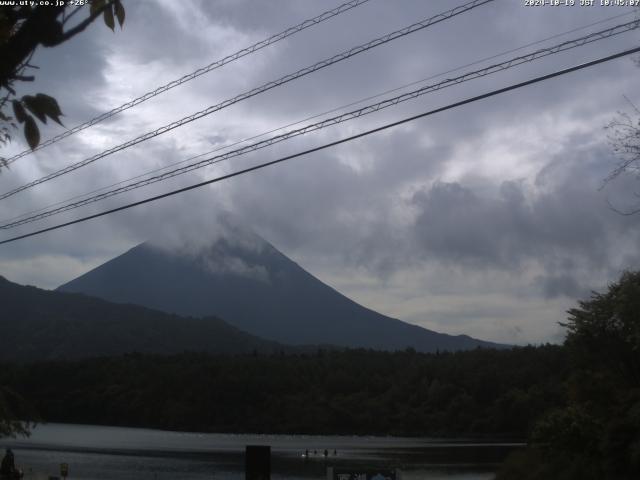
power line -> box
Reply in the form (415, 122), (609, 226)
(2, 45), (639, 246)
(4, 10), (633, 227)
(2, 19), (637, 230)
(2, 0), (373, 166)
(0, 0), (495, 201)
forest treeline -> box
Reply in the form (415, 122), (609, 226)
(2, 271), (639, 479)
(0, 345), (566, 438)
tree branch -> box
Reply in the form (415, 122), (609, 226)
(57, 1), (114, 44)
(62, 4), (85, 26)
(0, 6), (64, 85)
(0, 2), (114, 85)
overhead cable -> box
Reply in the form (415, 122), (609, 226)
(4, 9), (633, 227)
(2, 44), (639, 246)
(0, 0), (495, 201)
(2, 0), (374, 165)
(2, 19), (637, 230)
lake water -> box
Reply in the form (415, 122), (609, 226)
(0, 424), (523, 479)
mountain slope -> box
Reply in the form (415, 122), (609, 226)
(58, 232), (504, 352)
(0, 276), (283, 361)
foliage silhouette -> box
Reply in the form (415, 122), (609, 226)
(0, 0), (125, 160)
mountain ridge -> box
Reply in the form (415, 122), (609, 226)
(0, 275), (286, 361)
(58, 232), (505, 352)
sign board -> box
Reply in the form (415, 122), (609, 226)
(245, 445), (270, 480)
(330, 469), (397, 480)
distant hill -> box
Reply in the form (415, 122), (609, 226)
(58, 228), (505, 352)
(0, 276), (284, 361)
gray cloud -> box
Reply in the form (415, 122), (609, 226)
(408, 147), (640, 298)
(534, 273), (586, 299)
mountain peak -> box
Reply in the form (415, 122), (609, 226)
(59, 230), (505, 352)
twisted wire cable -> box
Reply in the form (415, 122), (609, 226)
(0, 0), (495, 201)
(2, 45), (640, 246)
(3, 0), (373, 165)
(3, 10), (632, 226)
(3, 18), (637, 230)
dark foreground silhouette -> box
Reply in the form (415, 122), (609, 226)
(0, 449), (22, 479)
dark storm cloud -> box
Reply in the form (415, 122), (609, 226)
(409, 145), (640, 297)
(535, 273), (586, 299)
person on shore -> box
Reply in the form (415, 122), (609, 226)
(0, 449), (16, 477)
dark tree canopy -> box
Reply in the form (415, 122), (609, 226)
(0, 0), (125, 158)
(564, 270), (640, 386)
(498, 270), (640, 480)
(0, 386), (32, 438)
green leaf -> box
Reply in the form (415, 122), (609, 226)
(34, 93), (64, 126)
(103, 4), (115, 31)
(114, 0), (125, 28)
(24, 115), (40, 150)
(12, 100), (27, 124)
(90, 0), (106, 17)
(22, 95), (47, 124)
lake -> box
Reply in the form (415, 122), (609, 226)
(0, 424), (523, 479)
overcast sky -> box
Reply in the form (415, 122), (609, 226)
(1, 0), (639, 345)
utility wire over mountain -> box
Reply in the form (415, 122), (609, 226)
(2, 45), (639, 246)
(0, 0), (495, 201)
(2, 0), (373, 166)
(3, 10), (632, 228)
(1, 19), (637, 230)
